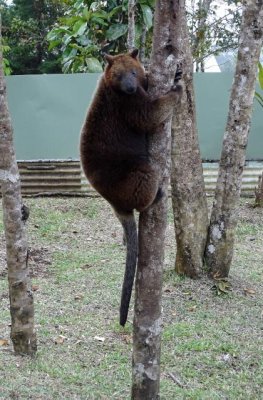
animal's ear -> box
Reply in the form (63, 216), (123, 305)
(104, 54), (114, 66)
(129, 49), (139, 59)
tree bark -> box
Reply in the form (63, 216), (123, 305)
(205, 0), (263, 278)
(0, 18), (37, 355)
(131, 1), (182, 398)
(171, 1), (208, 278)
(127, 0), (136, 51)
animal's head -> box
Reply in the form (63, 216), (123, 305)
(104, 49), (147, 95)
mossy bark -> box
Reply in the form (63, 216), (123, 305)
(0, 18), (37, 355)
(205, 0), (263, 278)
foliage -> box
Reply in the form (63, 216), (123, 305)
(0, 41), (12, 75)
(187, 0), (242, 71)
(0, 0), (66, 74)
(1, 0), (244, 74)
(47, 0), (243, 73)
(255, 61), (263, 108)
(47, 0), (154, 73)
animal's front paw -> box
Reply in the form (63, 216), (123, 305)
(171, 83), (182, 93)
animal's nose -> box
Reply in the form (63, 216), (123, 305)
(126, 85), (136, 94)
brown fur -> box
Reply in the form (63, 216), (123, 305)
(80, 49), (181, 325)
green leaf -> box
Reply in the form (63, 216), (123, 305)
(140, 4), (153, 30)
(91, 17), (108, 26)
(86, 57), (103, 73)
(47, 27), (71, 41)
(82, 7), (90, 21)
(48, 40), (61, 51)
(73, 20), (87, 36)
(108, 5), (123, 18)
(258, 62), (263, 90)
(62, 59), (73, 73)
(63, 47), (78, 62)
(106, 24), (128, 41)
(255, 92), (263, 108)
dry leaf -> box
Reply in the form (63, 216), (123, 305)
(244, 288), (256, 295)
(74, 294), (84, 300)
(81, 264), (93, 270)
(163, 286), (172, 293)
(0, 338), (9, 346)
(54, 335), (67, 344)
(32, 284), (39, 291)
(94, 336), (105, 342)
(188, 305), (197, 312)
(121, 334), (132, 344)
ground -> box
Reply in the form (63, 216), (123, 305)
(0, 197), (262, 400)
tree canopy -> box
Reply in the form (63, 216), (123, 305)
(47, 0), (154, 73)
(0, 0), (65, 74)
(0, 0), (243, 74)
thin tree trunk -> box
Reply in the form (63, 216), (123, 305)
(192, 0), (213, 72)
(205, 0), (263, 278)
(139, 25), (147, 64)
(131, 1), (182, 398)
(254, 171), (263, 207)
(171, 1), (208, 278)
(127, 0), (136, 51)
(0, 18), (37, 355)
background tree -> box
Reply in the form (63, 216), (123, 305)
(254, 61), (263, 207)
(188, 0), (242, 71)
(0, 16), (37, 354)
(127, 0), (136, 51)
(205, 0), (263, 278)
(170, 0), (208, 278)
(1, 0), (65, 74)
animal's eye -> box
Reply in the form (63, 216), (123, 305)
(131, 70), (137, 76)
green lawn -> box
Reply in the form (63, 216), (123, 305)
(0, 197), (262, 399)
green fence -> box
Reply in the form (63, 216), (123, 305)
(6, 73), (263, 161)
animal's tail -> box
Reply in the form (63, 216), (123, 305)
(116, 211), (138, 326)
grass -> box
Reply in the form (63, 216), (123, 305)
(0, 197), (263, 399)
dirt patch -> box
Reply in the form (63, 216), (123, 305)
(0, 245), (52, 279)
(28, 247), (52, 278)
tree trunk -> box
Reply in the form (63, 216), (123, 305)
(170, 1), (208, 278)
(205, 0), (263, 278)
(254, 171), (263, 207)
(139, 25), (147, 64)
(127, 0), (136, 51)
(131, 1), (182, 398)
(0, 18), (37, 355)
(192, 0), (213, 72)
